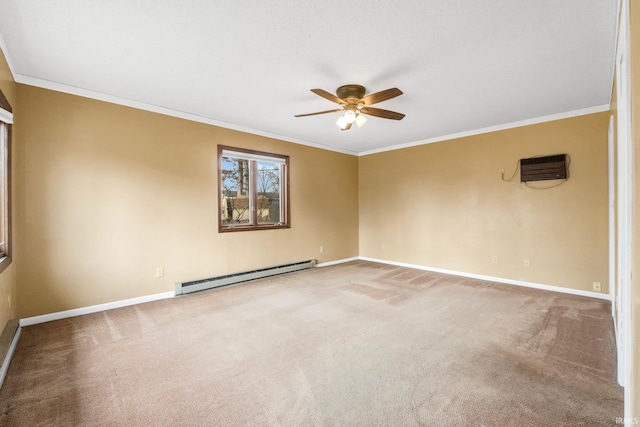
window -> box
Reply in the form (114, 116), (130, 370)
(218, 145), (289, 232)
(0, 87), (12, 271)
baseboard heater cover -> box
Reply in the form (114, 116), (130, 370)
(175, 260), (316, 295)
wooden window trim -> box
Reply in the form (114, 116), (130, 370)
(217, 145), (290, 233)
(0, 86), (12, 275)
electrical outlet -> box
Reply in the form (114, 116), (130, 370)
(524, 259), (531, 268)
(156, 267), (164, 278)
(381, 243), (386, 250)
(492, 255), (498, 264)
(319, 245), (324, 253)
(593, 282), (602, 292)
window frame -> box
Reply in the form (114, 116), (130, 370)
(217, 145), (290, 233)
(0, 86), (12, 274)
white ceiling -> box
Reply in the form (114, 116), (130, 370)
(0, 1), (619, 155)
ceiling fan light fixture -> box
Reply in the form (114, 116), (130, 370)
(344, 109), (356, 124)
(336, 115), (349, 129)
(355, 114), (368, 128)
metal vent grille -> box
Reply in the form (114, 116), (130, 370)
(520, 154), (567, 182)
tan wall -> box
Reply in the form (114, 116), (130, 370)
(15, 85), (359, 318)
(0, 47), (16, 333)
(0, 49), (15, 107)
(630, 0), (640, 418)
(359, 113), (609, 292)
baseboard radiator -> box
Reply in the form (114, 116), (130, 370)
(174, 260), (316, 296)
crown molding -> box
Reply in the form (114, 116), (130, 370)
(14, 74), (359, 157)
(12, 74), (610, 158)
(358, 104), (611, 156)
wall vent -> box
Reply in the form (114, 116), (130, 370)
(520, 154), (567, 182)
(175, 260), (316, 295)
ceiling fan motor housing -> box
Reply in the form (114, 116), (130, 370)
(336, 84), (366, 104)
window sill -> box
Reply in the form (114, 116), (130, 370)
(219, 224), (290, 233)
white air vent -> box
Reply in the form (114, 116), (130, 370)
(520, 154), (568, 182)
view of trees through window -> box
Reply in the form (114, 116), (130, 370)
(218, 146), (288, 231)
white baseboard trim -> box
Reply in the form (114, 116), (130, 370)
(0, 326), (21, 389)
(358, 257), (611, 301)
(315, 257), (360, 268)
(17, 257), (610, 327)
(19, 291), (175, 327)
(17, 260), (359, 327)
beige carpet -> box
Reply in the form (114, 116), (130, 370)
(0, 261), (623, 426)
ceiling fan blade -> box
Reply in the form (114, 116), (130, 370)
(360, 107), (405, 120)
(360, 88), (403, 105)
(311, 89), (345, 105)
(341, 122), (353, 131)
(294, 108), (343, 117)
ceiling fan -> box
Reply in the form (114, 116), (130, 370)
(294, 84), (405, 131)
